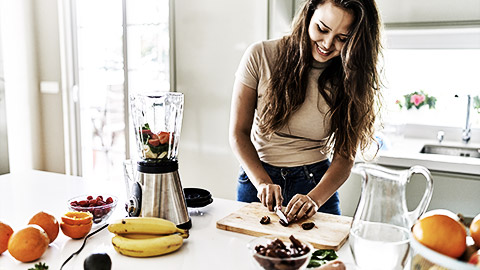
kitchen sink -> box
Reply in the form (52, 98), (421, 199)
(420, 144), (480, 158)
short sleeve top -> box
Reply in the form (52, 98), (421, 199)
(235, 38), (332, 167)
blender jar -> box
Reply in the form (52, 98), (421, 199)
(130, 92), (184, 161)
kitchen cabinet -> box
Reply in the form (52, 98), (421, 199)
(377, 0), (480, 27)
(272, 0), (480, 49)
(378, 0), (480, 49)
(339, 164), (480, 221)
(406, 171), (480, 219)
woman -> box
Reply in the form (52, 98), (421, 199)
(229, 0), (382, 222)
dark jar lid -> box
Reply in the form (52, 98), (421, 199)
(183, 188), (213, 208)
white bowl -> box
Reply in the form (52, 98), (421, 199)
(68, 194), (118, 224)
(410, 236), (478, 270)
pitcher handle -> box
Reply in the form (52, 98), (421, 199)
(407, 165), (434, 223)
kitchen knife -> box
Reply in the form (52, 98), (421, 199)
(274, 206), (289, 226)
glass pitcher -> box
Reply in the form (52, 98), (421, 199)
(349, 163), (433, 270)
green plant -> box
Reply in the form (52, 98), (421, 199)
(396, 90), (437, 110)
(473, 95), (480, 114)
(29, 262), (49, 270)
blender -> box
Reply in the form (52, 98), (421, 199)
(124, 92), (191, 229)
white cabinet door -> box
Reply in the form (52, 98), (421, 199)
(0, 27), (8, 175)
(377, 0), (480, 26)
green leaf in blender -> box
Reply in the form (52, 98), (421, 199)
(149, 143), (169, 154)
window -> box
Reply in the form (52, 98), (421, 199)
(67, 0), (171, 181)
(381, 28), (480, 130)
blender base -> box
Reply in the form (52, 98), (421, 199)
(177, 219), (192, 230)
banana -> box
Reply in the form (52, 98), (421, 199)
(120, 233), (161, 239)
(108, 217), (189, 238)
(112, 234), (183, 257)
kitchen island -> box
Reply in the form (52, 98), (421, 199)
(0, 170), (357, 270)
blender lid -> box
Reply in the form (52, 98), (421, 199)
(137, 160), (178, 173)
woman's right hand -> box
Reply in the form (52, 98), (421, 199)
(257, 183), (283, 212)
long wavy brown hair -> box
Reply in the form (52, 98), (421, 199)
(259, 0), (382, 159)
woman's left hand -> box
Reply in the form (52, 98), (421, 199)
(285, 194), (319, 222)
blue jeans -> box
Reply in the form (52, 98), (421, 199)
(237, 160), (341, 215)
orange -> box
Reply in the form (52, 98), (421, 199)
(61, 211), (93, 226)
(470, 213), (480, 248)
(7, 224), (49, 262)
(420, 209), (459, 221)
(60, 221), (92, 239)
(0, 221), (14, 254)
(412, 214), (467, 258)
(28, 211), (59, 243)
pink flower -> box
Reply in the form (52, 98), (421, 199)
(410, 94), (425, 106)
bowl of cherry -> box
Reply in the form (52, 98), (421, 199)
(68, 195), (118, 224)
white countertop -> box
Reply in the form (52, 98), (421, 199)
(0, 170), (357, 270)
(373, 138), (480, 176)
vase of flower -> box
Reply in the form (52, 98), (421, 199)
(395, 90), (437, 125)
(396, 90), (437, 111)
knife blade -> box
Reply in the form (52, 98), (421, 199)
(274, 206), (289, 226)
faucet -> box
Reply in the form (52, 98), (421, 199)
(462, 94), (472, 144)
(437, 130), (445, 143)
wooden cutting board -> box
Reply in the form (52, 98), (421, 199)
(216, 202), (352, 250)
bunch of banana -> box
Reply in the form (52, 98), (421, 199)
(108, 217), (189, 257)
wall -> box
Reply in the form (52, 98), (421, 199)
(0, 0), (42, 172)
(174, 0), (268, 200)
(0, 0), (65, 174)
(33, 0), (65, 173)
(0, 12), (8, 175)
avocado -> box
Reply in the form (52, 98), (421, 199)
(84, 253), (112, 270)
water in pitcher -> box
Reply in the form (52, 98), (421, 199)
(349, 221), (410, 270)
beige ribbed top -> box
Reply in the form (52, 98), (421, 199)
(235, 38), (332, 167)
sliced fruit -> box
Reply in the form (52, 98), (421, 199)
(158, 132), (170, 144)
(148, 138), (160, 146)
(60, 221), (92, 239)
(61, 211), (94, 226)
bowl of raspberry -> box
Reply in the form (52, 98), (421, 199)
(68, 195), (118, 224)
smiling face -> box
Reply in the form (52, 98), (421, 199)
(308, 1), (354, 63)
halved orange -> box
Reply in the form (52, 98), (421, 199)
(60, 221), (92, 239)
(61, 211), (93, 226)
